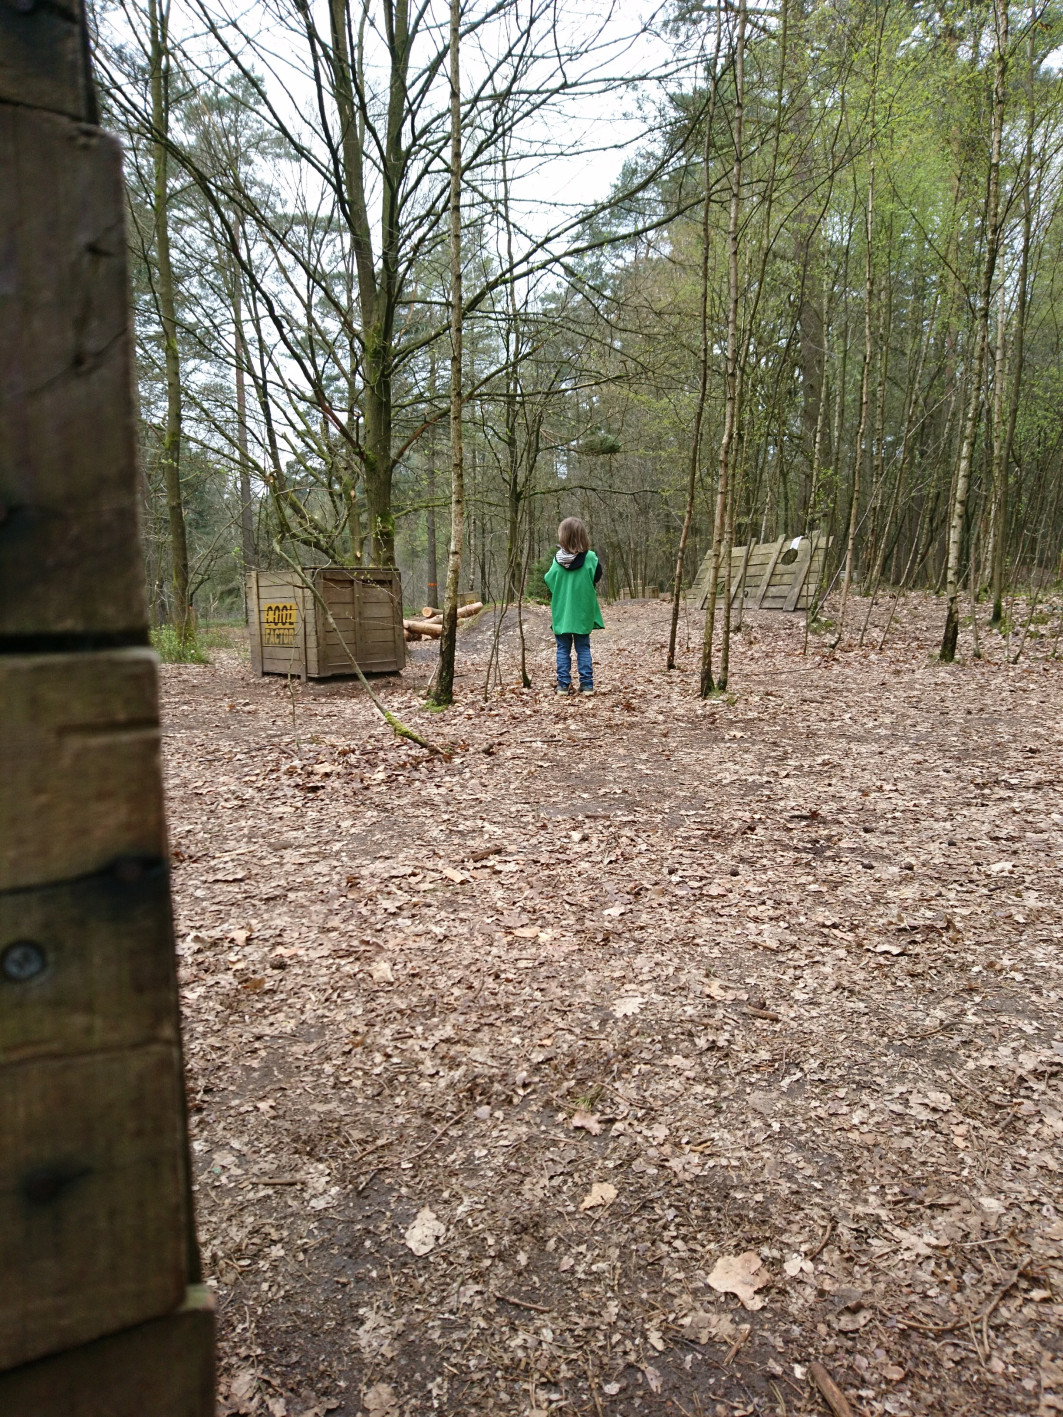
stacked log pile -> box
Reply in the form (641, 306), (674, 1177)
(403, 602), (483, 641)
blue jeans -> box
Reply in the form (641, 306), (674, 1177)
(556, 633), (593, 690)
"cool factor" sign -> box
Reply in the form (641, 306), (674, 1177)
(263, 601), (297, 647)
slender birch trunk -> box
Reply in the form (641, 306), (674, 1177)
(835, 92), (876, 647)
(700, 0), (745, 698)
(991, 18), (1033, 626)
(426, 352), (439, 605)
(942, 0), (1007, 662)
(232, 217), (255, 583)
(428, 0), (463, 707)
(668, 13), (722, 671)
(149, 0), (190, 640)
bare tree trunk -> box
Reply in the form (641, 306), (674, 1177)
(700, 0), (745, 698)
(428, 0), (463, 707)
(718, 408), (744, 688)
(991, 20), (1033, 626)
(835, 88), (876, 648)
(426, 353), (439, 605)
(149, 0), (190, 640)
(232, 217), (255, 585)
(942, 0), (1007, 662)
(668, 15), (722, 670)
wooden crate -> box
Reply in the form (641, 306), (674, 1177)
(689, 534), (831, 613)
(248, 567), (405, 680)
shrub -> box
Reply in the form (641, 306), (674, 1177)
(151, 624), (209, 664)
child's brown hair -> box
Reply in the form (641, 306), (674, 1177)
(558, 517), (590, 554)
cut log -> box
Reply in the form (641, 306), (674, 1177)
(403, 618), (443, 638)
(421, 606), (441, 619)
(403, 603), (481, 639)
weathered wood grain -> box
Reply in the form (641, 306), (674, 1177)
(248, 567), (405, 678)
(0, 652), (165, 892)
(0, 862), (179, 1063)
(0, 0), (92, 121)
(247, 572), (263, 675)
(0, 1286), (214, 1416)
(689, 534), (830, 613)
(0, 1044), (188, 1369)
(0, 106), (146, 638)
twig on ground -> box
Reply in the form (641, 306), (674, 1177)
(493, 1291), (552, 1314)
(809, 1360), (854, 1417)
(408, 1108), (472, 1163)
(724, 1325), (751, 1365)
(982, 1262), (1027, 1352)
(809, 1217), (834, 1259)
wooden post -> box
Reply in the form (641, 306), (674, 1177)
(0, 1), (214, 1411)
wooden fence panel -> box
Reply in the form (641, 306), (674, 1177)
(689, 534), (830, 613)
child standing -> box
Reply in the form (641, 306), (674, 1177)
(544, 517), (604, 695)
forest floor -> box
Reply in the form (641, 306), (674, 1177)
(163, 593), (1063, 1417)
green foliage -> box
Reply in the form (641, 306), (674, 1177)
(577, 431), (622, 455)
(151, 624), (210, 663)
(526, 555), (553, 604)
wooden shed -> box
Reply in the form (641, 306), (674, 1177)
(248, 567), (405, 679)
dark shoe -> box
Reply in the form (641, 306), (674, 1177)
(555, 684), (572, 695)
(578, 686), (595, 696)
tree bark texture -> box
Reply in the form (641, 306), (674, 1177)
(149, 0), (190, 638)
(429, 0), (463, 707)
(941, 0), (1007, 662)
(700, 0), (745, 698)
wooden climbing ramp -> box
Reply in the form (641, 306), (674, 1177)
(0, 3), (214, 1412)
(688, 533), (831, 613)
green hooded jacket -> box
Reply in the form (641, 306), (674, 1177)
(544, 549), (605, 635)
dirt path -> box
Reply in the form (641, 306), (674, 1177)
(163, 597), (1063, 1417)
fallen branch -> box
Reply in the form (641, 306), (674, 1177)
(271, 544), (446, 756)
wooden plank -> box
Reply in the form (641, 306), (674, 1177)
(729, 543), (753, 606)
(321, 572), (358, 675)
(0, 107), (146, 639)
(0, 1044), (188, 1369)
(780, 538), (813, 611)
(247, 572), (262, 676)
(753, 537), (786, 609)
(0, 0), (92, 121)
(0, 864), (178, 1064)
(0, 652), (164, 893)
(0, 1287), (213, 1417)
